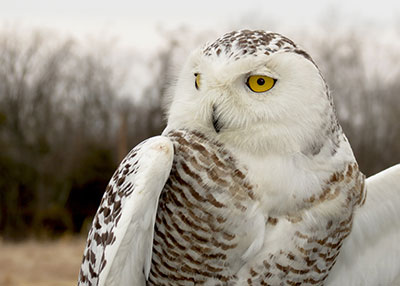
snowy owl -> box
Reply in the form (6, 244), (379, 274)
(78, 30), (400, 285)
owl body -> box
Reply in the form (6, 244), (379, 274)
(148, 129), (365, 285)
(78, 30), (373, 286)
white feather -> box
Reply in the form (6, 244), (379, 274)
(326, 164), (400, 286)
(99, 136), (173, 286)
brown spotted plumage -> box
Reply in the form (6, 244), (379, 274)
(148, 130), (257, 285)
(202, 30), (312, 63)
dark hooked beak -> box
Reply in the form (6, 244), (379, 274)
(212, 105), (222, 133)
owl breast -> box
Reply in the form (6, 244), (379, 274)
(148, 129), (258, 285)
(147, 129), (366, 286)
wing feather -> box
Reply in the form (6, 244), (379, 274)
(326, 164), (400, 285)
(78, 136), (174, 286)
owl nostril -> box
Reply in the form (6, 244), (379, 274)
(212, 105), (222, 133)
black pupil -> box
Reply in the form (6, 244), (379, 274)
(257, 78), (265, 85)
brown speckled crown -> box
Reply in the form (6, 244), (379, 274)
(203, 30), (313, 63)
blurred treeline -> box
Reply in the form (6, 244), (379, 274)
(0, 27), (399, 240)
(0, 29), (171, 240)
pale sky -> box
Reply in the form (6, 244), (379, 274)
(1, 0), (399, 51)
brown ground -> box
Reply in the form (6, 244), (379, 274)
(0, 237), (86, 286)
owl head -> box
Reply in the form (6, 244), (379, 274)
(165, 30), (340, 156)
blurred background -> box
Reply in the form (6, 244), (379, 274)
(0, 0), (399, 285)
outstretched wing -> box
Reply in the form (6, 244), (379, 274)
(326, 164), (400, 286)
(78, 136), (174, 286)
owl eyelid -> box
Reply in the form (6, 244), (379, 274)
(246, 73), (276, 79)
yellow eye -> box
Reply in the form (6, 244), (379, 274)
(195, 73), (200, 89)
(246, 75), (276, 93)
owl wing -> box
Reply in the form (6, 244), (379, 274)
(326, 164), (400, 286)
(78, 136), (174, 286)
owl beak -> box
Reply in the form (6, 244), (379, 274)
(212, 105), (222, 133)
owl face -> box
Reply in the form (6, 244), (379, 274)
(166, 30), (333, 155)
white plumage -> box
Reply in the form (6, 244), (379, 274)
(78, 30), (400, 285)
(79, 137), (173, 285)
